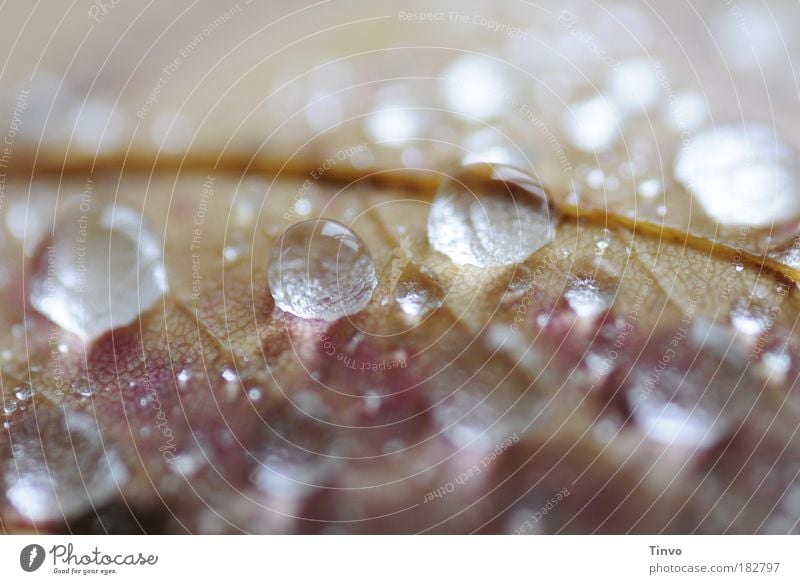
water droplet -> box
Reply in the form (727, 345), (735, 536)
(394, 270), (444, 317)
(221, 368), (238, 384)
(585, 168), (605, 189)
(29, 204), (168, 341)
(247, 387), (263, 401)
(4, 411), (128, 522)
(664, 92), (707, 133)
(564, 276), (607, 318)
(760, 350), (791, 383)
(623, 326), (754, 449)
(294, 198), (312, 217)
(563, 96), (621, 152)
(73, 377), (98, 398)
(440, 56), (508, 119)
(366, 104), (420, 144)
(674, 125), (800, 227)
(14, 384), (34, 401)
(730, 301), (769, 337)
(267, 219), (378, 321)
(223, 244), (244, 264)
(177, 369), (192, 387)
(610, 59), (658, 111)
(3, 401), (18, 416)
(637, 178), (662, 199)
(168, 450), (205, 476)
(427, 163), (554, 267)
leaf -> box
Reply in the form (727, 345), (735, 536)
(2, 1), (800, 534)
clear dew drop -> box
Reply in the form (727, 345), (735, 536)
(730, 301), (769, 337)
(609, 58), (659, 112)
(221, 368), (238, 384)
(624, 323), (755, 449)
(562, 96), (621, 152)
(664, 92), (707, 133)
(440, 55), (508, 119)
(760, 350), (791, 383)
(637, 178), (662, 199)
(3, 401), (18, 416)
(366, 104), (420, 144)
(29, 204), (168, 341)
(14, 384), (34, 401)
(674, 124), (800, 227)
(564, 276), (608, 319)
(176, 369), (192, 387)
(73, 377), (98, 398)
(4, 411), (129, 523)
(394, 270), (445, 317)
(427, 163), (554, 268)
(267, 219), (378, 321)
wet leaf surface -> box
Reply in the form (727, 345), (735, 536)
(1, 1), (800, 533)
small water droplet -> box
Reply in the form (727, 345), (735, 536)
(4, 411), (128, 522)
(427, 163), (554, 268)
(730, 301), (769, 337)
(177, 369), (192, 387)
(440, 55), (508, 119)
(294, 198), (312, 217)
(3, 401), (18, 416)
(366, 104), (420, 144)
(29, 204), (168, 341)
(73, 378), (98, 398)
(394, 270), (445, 317)
(610, 59), (659, 112)
(267, 219), (378, 321)
(637, 178), (662, 199)
(760, 350), (791, 383)
(223, 244), (244, 264)
(15, 384), (34, 401)
(664, 92), (707, 133)
(247, 387), (263, 401)
(563, 96), (621, 152)
(169, 450), (205, 476)
(674, 125), (800, 227)
(564, 276), (607, 318)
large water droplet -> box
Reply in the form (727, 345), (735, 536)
(267, 219), (378, 321)
(29, 204), (168, 341)
(674, 125), (800, 227)
(427, 163), (554, 268)
(4, 411), (128, 522)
